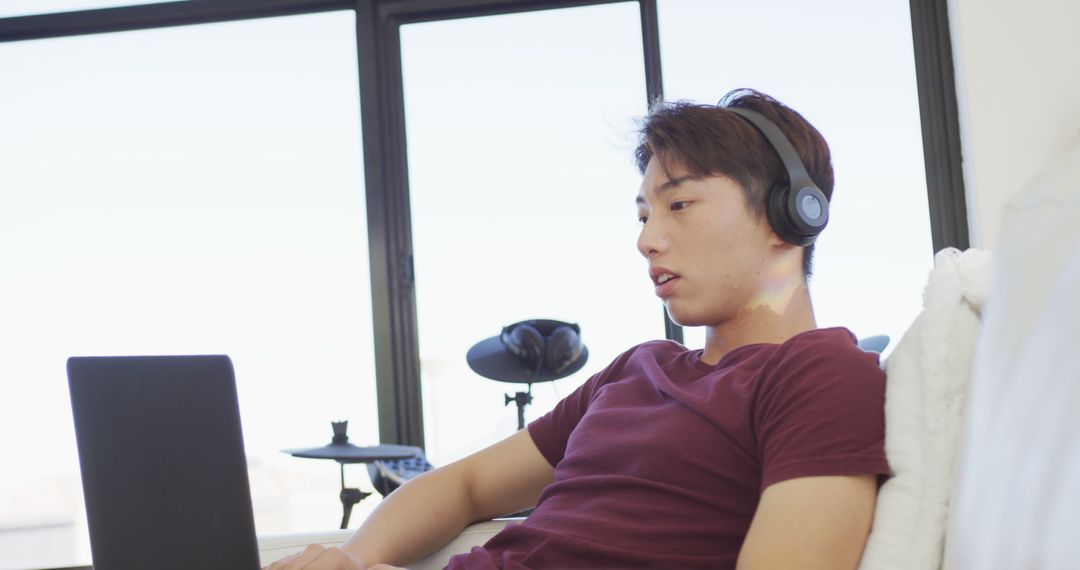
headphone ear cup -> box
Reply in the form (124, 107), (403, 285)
(788, 185), (829, 242)
(501, 323), (545, 371)
(544, 325), (583, 375)
(766, 182), (800, 245)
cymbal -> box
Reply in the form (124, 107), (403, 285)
(285, 443), (417, 463)
(283, 421), (418, 464)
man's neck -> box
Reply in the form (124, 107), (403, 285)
(699, 283), (817, 366)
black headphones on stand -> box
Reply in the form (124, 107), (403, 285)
(500, 319), (584, 377)
(725, 106), (830, 246)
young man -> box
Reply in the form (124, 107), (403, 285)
(269, 89), (890, 570)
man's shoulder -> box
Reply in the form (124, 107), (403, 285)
(767, 327), (885, 384)
(635, 338), (689, 353)
(594, 339), (690, 378)
(622, 338), (691, 364)
(607, 338), (689, 360)
(783, 326), (858, 346)
(776, 327), (866, 359)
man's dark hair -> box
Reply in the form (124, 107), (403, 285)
(634, 88), (834, 279)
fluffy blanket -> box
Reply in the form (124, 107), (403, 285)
(858, 247), (991, 570)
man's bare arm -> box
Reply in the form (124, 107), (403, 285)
(735, 475), (878, 570)
(337, 429), (555, 567)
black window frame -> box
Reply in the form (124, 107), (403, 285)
(0, 0), (967, 447)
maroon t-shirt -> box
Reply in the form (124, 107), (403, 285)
(445, 327), (890, 569)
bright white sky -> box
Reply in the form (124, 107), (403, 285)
(0, 1), (931, 567)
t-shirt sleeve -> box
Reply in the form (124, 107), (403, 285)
(527, 343), (647, 468)
(753, 332), (891, 491)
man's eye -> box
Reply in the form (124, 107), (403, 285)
(671, 200), (689, 211)
(638, 215), (648, 225)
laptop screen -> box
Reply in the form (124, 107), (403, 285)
(67, 355), (260, 570)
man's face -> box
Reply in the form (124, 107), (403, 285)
(635, 156), (798, 328)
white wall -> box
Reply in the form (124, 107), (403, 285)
(948, 0), (1080, 249)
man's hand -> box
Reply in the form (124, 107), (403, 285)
(263, 544), (407, 570)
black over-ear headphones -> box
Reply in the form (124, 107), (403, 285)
(725, 106), (829, 246)
(500, 319), (583, 376)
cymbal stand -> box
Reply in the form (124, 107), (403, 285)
(505, 383), (533, 431)
(338, 462), (371, 529)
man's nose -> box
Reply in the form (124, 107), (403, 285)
(637, 219), (668, 259)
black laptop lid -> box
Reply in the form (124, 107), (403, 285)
(67, 355), (260, 570)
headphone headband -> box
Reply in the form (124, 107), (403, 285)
(725, 107), (816, 193)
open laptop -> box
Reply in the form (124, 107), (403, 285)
(67, 355), (261, 570)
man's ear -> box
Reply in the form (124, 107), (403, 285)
(766, 227), (790, 248)
(769, 235), (804, 264)
(754, 210), (787, 248)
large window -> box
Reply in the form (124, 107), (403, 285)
(401, 2), (658, 465)
(658, 0), (934, 352)
(0, 1), (958, 566)
(0, 11), (377, 569)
